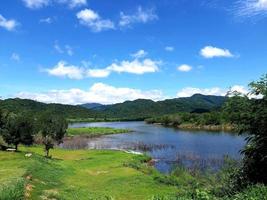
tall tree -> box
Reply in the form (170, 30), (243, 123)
(240, 74), (267, 184)
(38, 113), (67, 157)
(224, 74), (267, 185)
(1, 113), (34, 150)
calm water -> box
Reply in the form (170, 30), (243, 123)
(67, 121), (246, 173)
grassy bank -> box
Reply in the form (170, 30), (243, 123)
(67, 127), (130, 137)
(1, 146), (267, 199)
(0, 146), (177, 200)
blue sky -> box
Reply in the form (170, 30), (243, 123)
(0, 0), (266, 104)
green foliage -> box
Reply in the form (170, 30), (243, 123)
(223, 184), (267, 200)
(0, 178), (25, 200)
(0, 112), (34, 150)
(145, 111), (231, 131)
(240, 75), (267, 185)
(224, 74), (267, 186)
(38, 113), (67, 157)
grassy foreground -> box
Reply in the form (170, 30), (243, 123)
(67, 127), (130, 137)
(0, 146), (177, 200)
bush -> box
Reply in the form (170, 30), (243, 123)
(224, 184), (267, 200)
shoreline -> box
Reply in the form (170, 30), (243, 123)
(148, 122), (236, 132)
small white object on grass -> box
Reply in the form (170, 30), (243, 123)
(25, 153), (32, 157)
(6, 148), (16, 152)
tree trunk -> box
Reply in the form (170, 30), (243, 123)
(15, 144), (18, 151)
(45, 149), (49, 158)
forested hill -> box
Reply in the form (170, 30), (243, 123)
(0, 94), (227, 120)
(95, 94), (228, 119)
(0, 98), (100, 119)
(80, 103), (103, 109)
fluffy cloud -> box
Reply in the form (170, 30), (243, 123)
(0, 14), (19, 31)
(200, 46), (234, 58)
(177, 64), (192, 72)
(45, 61), (84, 79)
(22, 0), (50, 9)
(165, 46), (174, 52)
(22, 0), (87, 9)
(131, 49), (148, 58)
(86, 69), (110, 78)
(119, 6), (158, 27)
(176, 85), (253, 98)
(76, 9), (115, 32)
(11, 53), (20, 62)
(107, 59), (159, 74)
(15, 83), (165, 104)
(235, 0), (267, 17)
(177, 87), (225, 97)
(44, 58), (160, 79)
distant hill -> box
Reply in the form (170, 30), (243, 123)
(80, 103), (104, 109)
(0, 94), (227, 120)
(0, 98), (100, 119)
(96, 94), (227, 119)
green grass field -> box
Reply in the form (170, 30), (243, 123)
(66, 127), (130, 137)
(0, 146), (177, 200)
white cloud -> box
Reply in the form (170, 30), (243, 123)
(22, 0), (87, 9)
(177, 87), (225, 98)
(65, 0), (87, 8)
(200, 46), (234, 58)
(119, 6), (158, 27)
(11, 53), (20, 62)
(107, 59), (160, 74)
(22, 0), (50, 9)
(165, 46), (174, 52)
(76, 9), (115, 32)
(0, 14), (19, 31)
(176, 85), (258, 98)
(15, 83), (165, 104)
(131, 49), (147, 58)
(40, 17), (52, 24)
(86, 69), (110, 78)
(44, 58), (160, 79)
(45, 61), (84, 79)
(177, 64), (192, 72)
(235, 0), (267, 17)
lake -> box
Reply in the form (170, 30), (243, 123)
(67, 121), (246, 173)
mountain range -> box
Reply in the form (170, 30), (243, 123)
(0, 94), (227, 120)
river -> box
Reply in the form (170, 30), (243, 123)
(67, 121), (246, 173)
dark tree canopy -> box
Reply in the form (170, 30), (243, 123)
(0, 112), (34, 150)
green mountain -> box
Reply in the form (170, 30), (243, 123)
(0, 94), (227, 120)
(80, 103), (103, 109)
(98, 94), (227, 119)
(0, 98), (100, 119)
